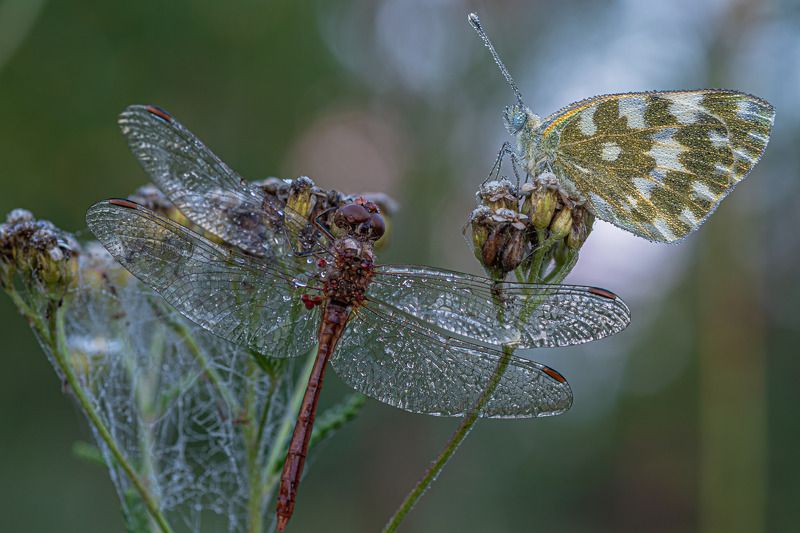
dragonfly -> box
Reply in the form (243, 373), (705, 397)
(86, 104), (632, 531)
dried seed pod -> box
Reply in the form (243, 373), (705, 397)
(0, 210), (79, 293)
(477, 179), (517, 211)
(469, 206), (530, 278)
(567, 206), (595, 250)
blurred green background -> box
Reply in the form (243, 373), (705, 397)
(1, 0), (798, 531)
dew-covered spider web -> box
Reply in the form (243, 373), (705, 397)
(44, 242), (309, 532)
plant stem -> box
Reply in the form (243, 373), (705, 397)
(262, 348), (317, 496)
(527, 229), (552, 284)
(156, 300), (240, 413)
(382, 343), (514, 533)
(384, 240), (580, 532)
(245, 355), (264, 533)
(41, 299), (174, 533)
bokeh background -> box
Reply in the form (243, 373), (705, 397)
(1, 0), (798, 531)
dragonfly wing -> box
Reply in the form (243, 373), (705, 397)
(369, 265), (630, 348)
(118, 105), (286, 256)
(331, 300), (572, 418)
(282, 203), (335, 255)
(86, 199), (318, 358)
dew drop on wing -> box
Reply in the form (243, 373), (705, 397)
(292, 277), (307, 288)
(401, 279), (413, 288)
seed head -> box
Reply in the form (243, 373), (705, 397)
(477, 179), (518, 212)
(469, 205), (529, 279)
(566, 206), (595, 250)
(0, 210), (79, 293)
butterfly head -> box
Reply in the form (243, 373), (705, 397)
(503, 104), (540, 135)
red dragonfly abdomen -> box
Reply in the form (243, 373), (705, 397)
(276, 301), (351, 531)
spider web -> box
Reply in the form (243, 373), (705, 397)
(49, 242), (303, 532)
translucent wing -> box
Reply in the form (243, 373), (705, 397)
(86, 199), (319, 358)
(118, 105), (286, 256)
(283, 205), (335, 255)
(332, 300), (572, 418)
(538, 90), (774, 242)
(368, 265), (630, 348)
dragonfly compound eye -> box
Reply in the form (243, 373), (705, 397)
(369, 213), (385, 240)
(334, 203), (370, 230)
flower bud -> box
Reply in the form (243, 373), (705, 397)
(549, 207), (573, 240)
(128, 184), (174, 217)
(468, 206), (530, 279)
(469, 207), (492, 264)
(286, 176), (316, 219)
(566, 206), (595, 250)
(476, 179), (517, 212)
(529, 187), (558, 230)
(0, 210), (79, 294)
(500, 227), (526, 274)
(6, 208), (34, 225)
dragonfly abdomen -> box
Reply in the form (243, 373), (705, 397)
(276, 302), (350, 531)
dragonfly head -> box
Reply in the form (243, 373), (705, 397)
(333, 202), (385, 242)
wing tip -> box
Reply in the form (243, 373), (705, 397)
(587, 286), (619, 300)
(107, 198), (141, 209)
(541, 365), (568, 384)
(118, 104), (173, 125)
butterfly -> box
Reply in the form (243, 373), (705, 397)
(469, 14), (775, 243)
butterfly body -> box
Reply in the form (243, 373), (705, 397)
(506, 90), (775, 242)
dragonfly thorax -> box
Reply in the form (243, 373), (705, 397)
(323, 236), (375, 306)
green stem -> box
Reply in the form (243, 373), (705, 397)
(128, 324), (164, 532)
(262, 348), (317, 495)
(245, 356), (264, 533)
(382, 344), (514, 533)
(255, 376), (276, 464)
(527, 229), (552, 284)
(156, 301), (240, 413)
(40, 299), (174, 533)
(384, 240), (580, 532)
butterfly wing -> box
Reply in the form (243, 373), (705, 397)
(537, 90), (774, 242)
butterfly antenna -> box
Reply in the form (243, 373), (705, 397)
(468, 13), (525, 108)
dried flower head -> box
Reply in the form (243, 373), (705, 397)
(467, 165), (595, 283)
(1, 210), (79, 294)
